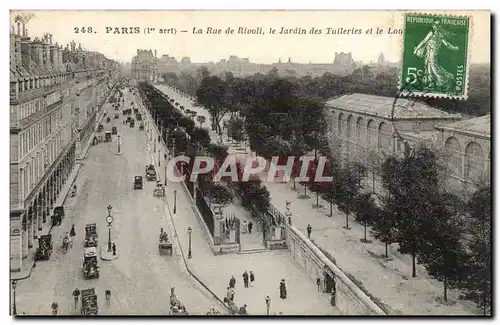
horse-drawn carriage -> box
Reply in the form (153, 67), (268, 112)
(85, 223), (98, 247)
(159, 229), (173, 256)
(130, 119), (135, 128)
(154, 181), (165, 197)
(114, 113), (119, 119)
(112, 126), (117, 135)
(83, 247), (100, 279)
(98, 123), (104, 132)
(146, 164), (157, 181)
(35, 234), (53, 261)
(104, 131), (112, 142)
(169, 287), (187, 315)
(139, 123), (144, 131)
(106, 116), (111, 123)
(81, 288), (98, 315)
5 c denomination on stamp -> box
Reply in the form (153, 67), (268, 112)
(399, 13), (470, 99)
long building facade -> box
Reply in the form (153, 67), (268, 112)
(9, 20), (118, 272)
(324, 93), (491, 195)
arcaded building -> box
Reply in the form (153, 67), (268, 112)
(324, 93), (490, 194)
(9, 21), (118, 272)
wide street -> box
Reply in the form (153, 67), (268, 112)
(14, 87), (221, 315)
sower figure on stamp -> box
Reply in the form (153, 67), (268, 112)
(413, 20), (459, 90)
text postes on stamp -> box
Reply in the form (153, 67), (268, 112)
(399, 13), (470, 99)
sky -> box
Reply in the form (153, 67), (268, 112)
(10, 10), (490, 64)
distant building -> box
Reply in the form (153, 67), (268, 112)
(180, 57), (191, 64)
(324, 94), (490, 194)
(377, 53), (386, 65)
(131, 49), (158, 82)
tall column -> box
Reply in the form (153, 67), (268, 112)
(21, 220), (29, 258)
(37, 196), (43, 231)
(33, 204), (39, 239)
(27, 208), (34, 249)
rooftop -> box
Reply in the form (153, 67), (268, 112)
(325, 94), (462, 120)
(436, 114), (490, 138)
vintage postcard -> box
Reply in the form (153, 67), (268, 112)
(9, 10), (491, 316)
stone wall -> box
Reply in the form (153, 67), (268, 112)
(285, 224), (386, 315)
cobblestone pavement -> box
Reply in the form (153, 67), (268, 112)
(13, 87), (220, 316)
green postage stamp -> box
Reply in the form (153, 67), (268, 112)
(400, 13), (470, 99)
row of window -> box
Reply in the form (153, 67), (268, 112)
(19, 125), (71, 201)
(444, 136), (490, 182)
(19, 108), (63, 161)
(331, 110), (490, 185)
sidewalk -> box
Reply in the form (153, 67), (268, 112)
(155, 85), (478, 316)
(11, 164), (83, 281)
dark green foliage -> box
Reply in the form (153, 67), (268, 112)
(461, 186), (491, 314)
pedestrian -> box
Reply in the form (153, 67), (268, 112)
(242, 271), (249, 288)
(249, 271), (255, 287)
(229, 275), (236, 289)
(225, 287), (232, 302)
(279, 279), (287, 299)
(307, 224), (312, 239)
(70, 224), (76, 237)
(51, 302), (58, 315)
(265, 295), (271, 315)
(248, 221), (253, 234)
(238, 304), (247, 315)
(112, 243), (117, 256)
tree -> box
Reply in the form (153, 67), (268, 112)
(381, 145), (442, 277)
(196, 75), (228, 135)
(196, 115), (207, 128)
(370, 206), (398, 258)
(334, 163), (365, 229)
(354, 193), (380, 243)
(461, 186), (491, 314)
(418, 193), (468, 301)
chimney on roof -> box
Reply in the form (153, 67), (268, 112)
(154, 49), (157, 58)
(13, 26), (22, 70)
(20, 27), (32, 70)
(42, 35), (51, 69)
(31, 38), (43, 68)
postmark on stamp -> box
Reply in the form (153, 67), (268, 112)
(399, 13), (470, 99)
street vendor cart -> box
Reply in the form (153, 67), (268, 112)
(81, 288), (98, 315)
(85, 223), (98, 247)
(35, 234), (53, 261)
(145, 164), (157, 181)
(83, 247), (100, 279)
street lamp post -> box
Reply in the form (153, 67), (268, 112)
(12, 280), (17, 315)
(173, 190), (177, 214)
(106, 205), (113, 252)
(164, 153), (168, 186)
(158, 149), (161, 167)
(187, 226), (192, 259)
(154, 138), (156, 153)
(117, 135), (121, 154)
